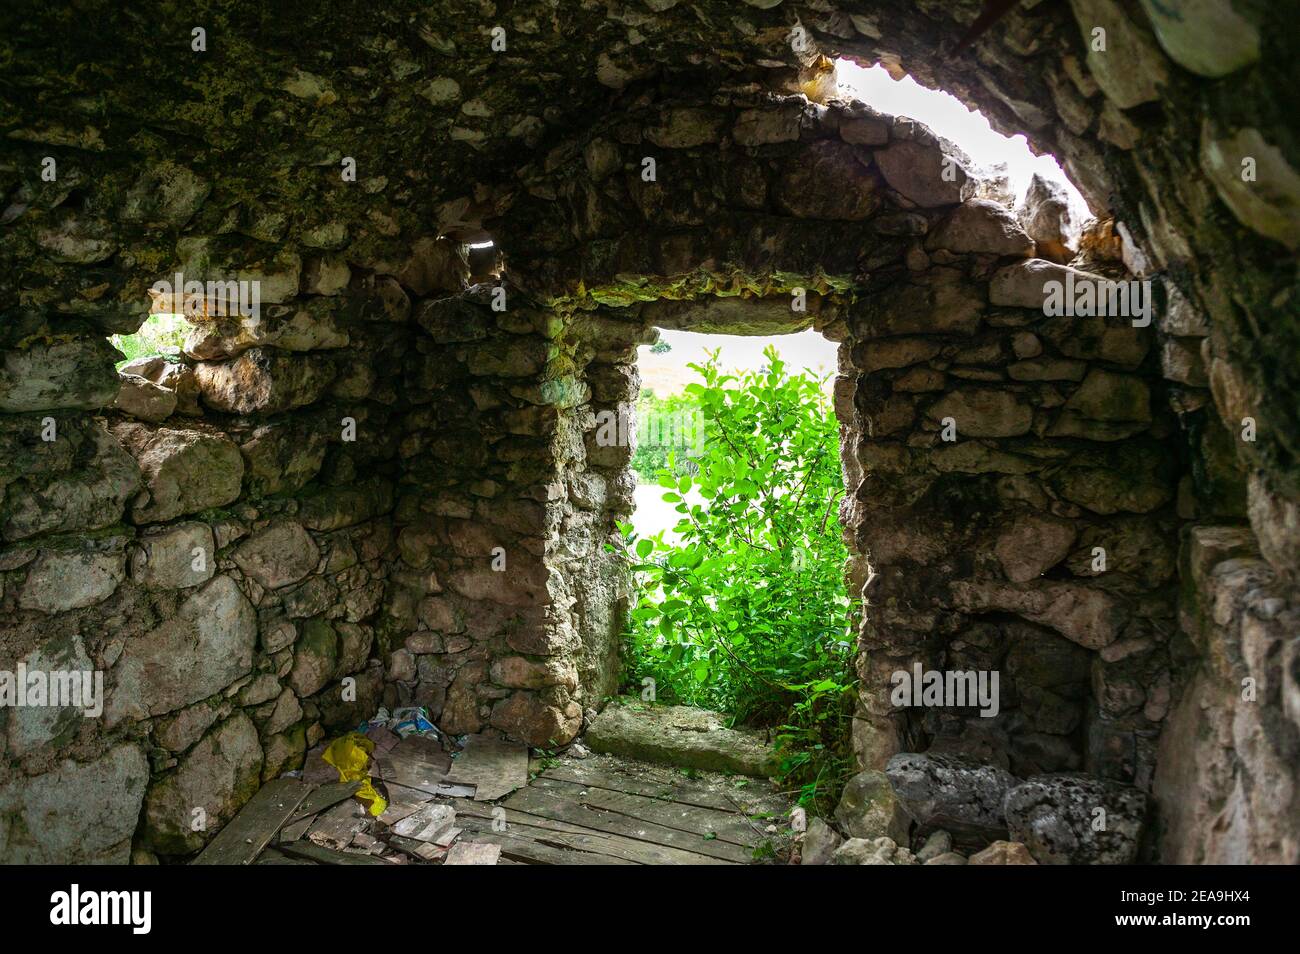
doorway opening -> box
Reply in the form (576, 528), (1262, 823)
(619, 327), (854, 810)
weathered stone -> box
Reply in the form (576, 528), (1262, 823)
(862, 268), (985, 337)
(0, 743), (148, 863)
(19, 546), (125, 613)
(194, 349), (335, 414)
(645, 107), (724, 148)
(1200, 122), (1300, 251)
(0, 339), (121, 412)
(232, 521), (320, 589)
(927, 388), (1032, 438)
(1247, 472), (1300, 582)
(238, 418), (329, 496)
(143, 712), (263, 855)
(885, 752), (1016, 841)
(773, 140), (881, 220)
(490, 655), (578, 692)
(968, 840), (1037, 865)
(113, 373), (177, 422)
(916, 828), (953, 862)
(1004, 773), (1148, 864)
(1015, 173), (1079, 263)
(584, 699), (776, 775)
(1138, 0), (1260, 79)
(1054, 443), (1174, 514)
(184, 301), (349, 360)
(490, 691), (581, 747)
(4, 633), (95, 757)
(155, 701), (224, 753)
(1070, 0), (1169, 109)
(110, 575), (256, 720)
(951, 579), (1126, 650)
(834, 768), (909, 842)
(733, 103), (802, 146)
(1, 418), (141, 542)
(120, 161), (210, 228)
(994, 512), (1077, 582)
(396, 237), (468, 294)
(130, 521), (215, 589)
(830, 836), (917, 865)
(800, 816), (842, 865)
(112, 422), (243, 523)
(1049, 369), (1151, 440)
(925, 199), (1034, 257)
(874, 139), (975, 207)
(289, 617), (338, 697)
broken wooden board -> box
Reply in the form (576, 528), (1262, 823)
(391, 802), (456, 842)
(374, 744), (462, 797)
(365, 725), (400, 753)
(445, 732), (529, 801)
(301, 746), (338, 785)
(280, 840), (390, 866)
(388, 834), (448, 862)
(192, 778), (310, 865)
(306, 800), (370, 850)
(375, 781), (433, 825)
(444, 842), (501, 865)
(287, 780), (363, 825)
(390, 735), (448, 765)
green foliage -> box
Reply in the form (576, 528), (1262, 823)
(649, 340), (672, 354)
(109, 313), (189, 369)
(619, 346), (857, 812)
(629, 387), (703, 484)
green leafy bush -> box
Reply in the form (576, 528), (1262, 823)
(619, 346), (857, 811)
(109, 313), (189, 369)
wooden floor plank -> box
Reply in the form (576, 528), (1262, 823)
(280, 840), (390, 866)
(453, 800), (736, 865)
(286, 780), (362, 825)
(192, 778), (310, 865)
(455, 826), (626, 865)
(502, 786), (753, 863)
(525, 775), (767, 848)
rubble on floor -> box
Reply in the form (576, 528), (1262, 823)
(196, 722), (796, 865)
(797, 751), (1149, 866)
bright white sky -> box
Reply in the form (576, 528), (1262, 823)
(836, 59), (1090, 217)
(639, 329), (837, 396)
(638, 58), (1089, 397)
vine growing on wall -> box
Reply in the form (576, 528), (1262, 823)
(618, 346), (857, 811)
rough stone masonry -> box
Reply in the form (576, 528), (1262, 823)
(0, 0), (1296, 865)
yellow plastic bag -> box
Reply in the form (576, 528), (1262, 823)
(322, 733), (388, 817)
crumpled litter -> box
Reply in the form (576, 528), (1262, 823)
(360, 705), (442, 742)
(322, 732), (388, 817)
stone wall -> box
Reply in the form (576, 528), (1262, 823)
(0, 138), (467, 859)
